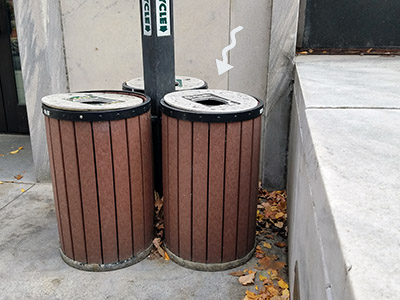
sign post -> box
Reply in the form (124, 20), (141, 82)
(140, 0), (175, 194)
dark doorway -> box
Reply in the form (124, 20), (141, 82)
(0, 0), (28, 134)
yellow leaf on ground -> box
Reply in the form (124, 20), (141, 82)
(275, 212), (284, 219)
(18, 146), (24, 150)
(0, 181), (3, 184)
(278, 279), (289, 289)
(259, 274), (267, 281)
(263, 242), (272, 249)
(21, 188), (25, 193)
(9, 149), (20, 154)
(267, 286), (279, 296)
(164, 252), (170, 261)
(270, 296), (284, 300)
(239, 272), (255, 286)
(274, 222), (284, 228)
(245, 290), (259, 299)
(268, 269), (280, 280)
(282, 289), (290, 299)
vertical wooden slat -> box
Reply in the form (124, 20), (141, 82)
(93, 121), (118, 264)
(167, 117), (179, 255)
(247, 117), (261, 252)
(111, 119), (133, 261)
(140, 112), (154, 247)
(49, 118), (74, 259)
(75, 121), (102, 264)
(162, 115), (170, 247)
(45, 117), (65, 252)
(192, 122), (209, 263)
(178, 120), (192, 260)
(127, 117), (145, 254)
(60, 120), (86, 263)
(236, 120), (254, 259)
(222, 122), (241, 262)
(207, 123), (226, 263)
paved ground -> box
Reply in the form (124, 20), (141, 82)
(0, 182), (260, 300)
(0, 135), (262, 300)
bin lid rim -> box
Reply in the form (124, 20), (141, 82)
(125, 76), (206, 91)
(41, 92), (145, 111)
(163, 89), (259, 113)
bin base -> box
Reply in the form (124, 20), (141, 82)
(165, 244), (256, 272)
(60, 243), (153, 272)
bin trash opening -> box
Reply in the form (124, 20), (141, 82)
(68, 95), (123, 105)
(183, 93), (240, 107)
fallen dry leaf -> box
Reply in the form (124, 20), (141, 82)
(267, 286), (279, 296)
(230, 270), (246, 277)
(274, 222), (284, 228)
(257, 257), (273, 270)
(164, 251), (170, 261)
(0, 154), (4, 157)
(268, 269), (280, 280)
(259, 274), (267, 281)
(282, 289), (290, 299)
(153, 238), (165, 257)
(0, 181), (3, 184)
(239, 272), (255, 286)
(9, 149), (20, 155)
(275, 242), (286, 248)
(245, 290), (258, 299)
(21, 188), (25, 193)
(263, 242), (272, 249)
(273, 261), (286, 271)
(14, 174), (23, 180)
(278, 279), (289, 289)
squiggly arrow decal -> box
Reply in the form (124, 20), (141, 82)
(216, 26), (244, 75)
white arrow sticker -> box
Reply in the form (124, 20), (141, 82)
(156, 0), (171, 37)
(142, 0), (152, 36)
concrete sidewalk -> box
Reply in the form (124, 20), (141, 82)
(0, 182), (256, 300)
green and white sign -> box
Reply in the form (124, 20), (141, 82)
(156, 0), (171, 37)
(142, 0), (152, 36)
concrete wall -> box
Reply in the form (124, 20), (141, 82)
(261, 0), (300, 190)
(16, 0), (297, 188)
(14, 0), (68, 182)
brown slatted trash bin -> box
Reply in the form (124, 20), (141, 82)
(160, 89), (263, 271)
(42, 91), (154, 271)
(122, 75), (208, 93)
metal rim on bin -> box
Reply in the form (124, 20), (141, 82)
(60, 243), (153, 272)
(122, 76), (208, 92)
(165, 244), (256, 272)
(160, 90), (263, 123)
(42, 90), (151, 122)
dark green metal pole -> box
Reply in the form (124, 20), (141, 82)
(140, 0), (175, 194)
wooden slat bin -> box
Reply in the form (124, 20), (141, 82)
(160, 89), (263, 271)
(42, 91), (154, 271)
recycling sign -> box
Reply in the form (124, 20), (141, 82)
(156, 0), (171, 37)
(142, 0), (152, 36)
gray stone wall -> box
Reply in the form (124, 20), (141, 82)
(13, 0), (69, 182)
(261, 0), (300, 190)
